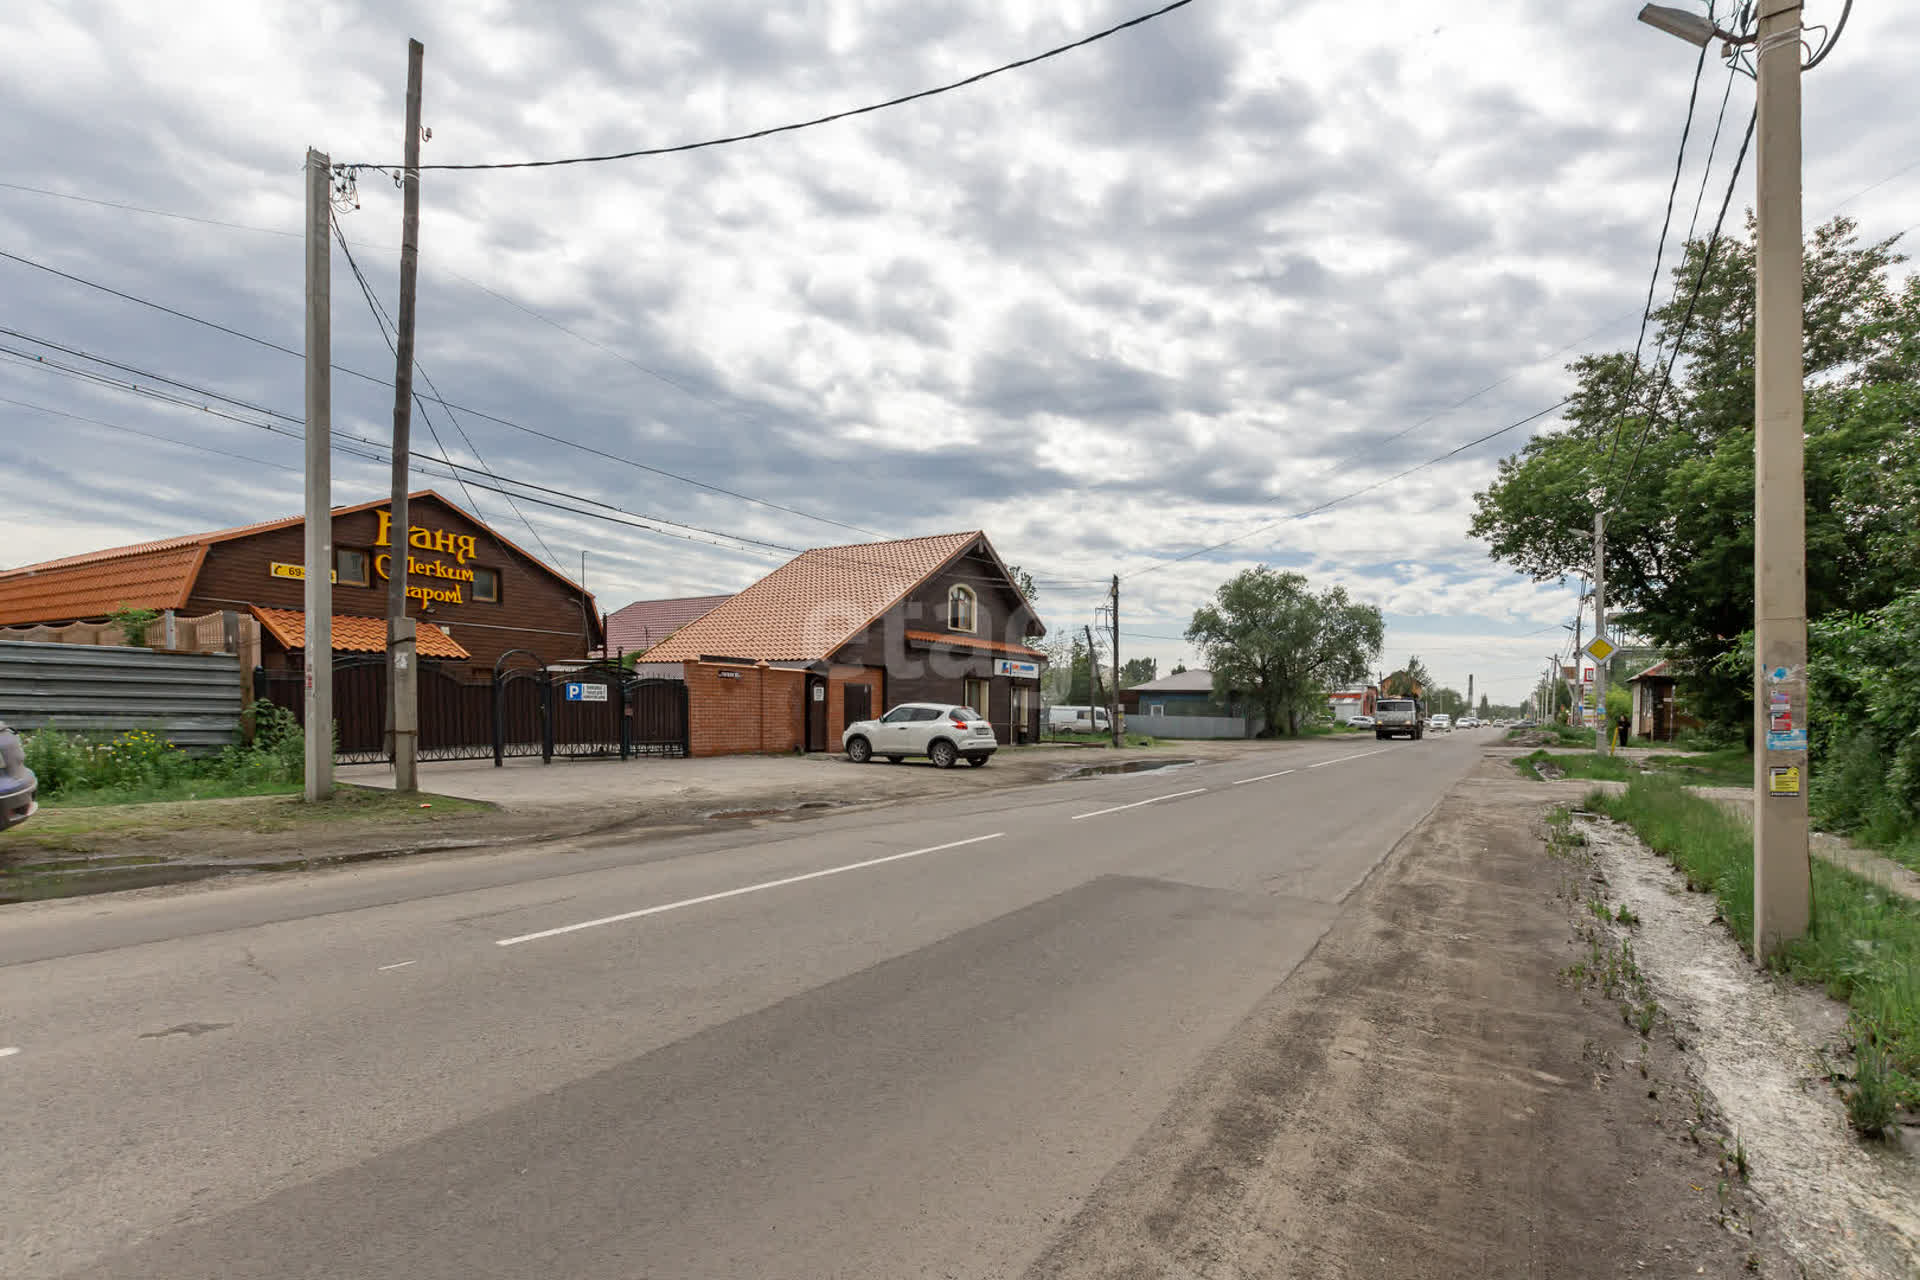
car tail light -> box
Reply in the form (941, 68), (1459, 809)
(951, 717), (970, 729)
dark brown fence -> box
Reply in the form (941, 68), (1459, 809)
(254, 657), (687, 765)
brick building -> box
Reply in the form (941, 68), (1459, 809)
(644, 531), (1045, 756)
(0, 490), (600, 674)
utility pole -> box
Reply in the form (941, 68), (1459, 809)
(1752, 1), (1811, 959)
(1593, 511), (1608, 755)
(303, 148), (334, 802)
(1084, 624), (1103, 724)
(1109, 574), (1122, 747)
(384, 37), (425, 793)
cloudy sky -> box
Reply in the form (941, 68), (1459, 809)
(3, 0), (1914, 703)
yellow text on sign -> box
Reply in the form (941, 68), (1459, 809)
(269, 562), (335, 583)
(1769, 766), (1801, 796)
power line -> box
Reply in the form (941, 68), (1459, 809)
(1616, 107), (1757, 494)
(0, 242), (883, 537)
(336, 0), (1200, 173)
(1602, 16), (1714, 472)
(0, 393), (298, 473)
(1124, 399), (1570, 580)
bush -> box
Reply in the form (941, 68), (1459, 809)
(1807, 590), (1920, 841)
(23, 705), (305, 804)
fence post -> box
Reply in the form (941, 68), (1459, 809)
(541, 679), (554, 764)
(492, 671), (505, 768)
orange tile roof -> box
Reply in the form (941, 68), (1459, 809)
(903, 630), (1046, 660)
(644, 532), (1013, 663)
(252, 606), (470, 659)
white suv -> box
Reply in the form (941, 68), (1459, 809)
(844, 702), (998, 768)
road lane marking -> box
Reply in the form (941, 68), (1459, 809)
(1232, 768), (1298, 785)
(1070, 788), (1208, 821)
(1308, 748), (1390, 769)
(377, 960), (417, 971)
(495, 833), (1007, 947)
(0, 1046), (19, 1059)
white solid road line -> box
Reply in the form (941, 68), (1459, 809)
(377, 960), (418, 971)
(1232, 768), (1297, 786)
(1307, 748), (1390, 769)
(0, 1046), (20, 1059)
(495, 833), (1007, 948)
(1070, 788), (1208, 821)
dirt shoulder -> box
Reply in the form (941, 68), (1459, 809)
(1025, 755), (1788, 1278)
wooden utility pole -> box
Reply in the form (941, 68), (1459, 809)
(303, 148), (334, 801)
(1109, 574), (1122, 747)
(386, 37), (425, 792)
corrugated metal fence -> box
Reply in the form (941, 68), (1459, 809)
(0, 641), (243, 750)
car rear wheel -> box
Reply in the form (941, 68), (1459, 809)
(929, 740), (958, 769)
(846, 736), (872, 763)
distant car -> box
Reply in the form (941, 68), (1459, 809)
(1348, 714), (1376, 729)
(1046, 705), (1111, 735)
(1457, 715), (1480, 729)
(844, 702), (998, 768)
(0, 719), (37, 831)
(1429, 713), (1453, 733)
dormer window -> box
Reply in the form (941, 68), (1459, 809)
(948, 584), (977, 633)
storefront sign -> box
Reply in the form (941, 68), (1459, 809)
(993, 659), (1040, 679)
(374, 509), (478, 565)
(269, 562), (335, 583)
(564, 682), (609, 702)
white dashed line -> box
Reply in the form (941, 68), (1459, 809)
(496, 832), (1007, 947)
(1308, 748), (1390, 769)
(1070, 788), (1208, 821)
(0, 1046), (20, 1059)
(377, 961), (417, 971)
(1232, 768), (1297, 786)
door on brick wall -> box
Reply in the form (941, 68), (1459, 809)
(843, 682), (872, 728)
(805, 674), (828, 752)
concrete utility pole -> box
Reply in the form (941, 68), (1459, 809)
(303, 148), (334, 802)
(385, 37), (425, 793)
(1751, 2), (1812, 959)
(1593, 511), (1608, 755)
(1109, 574), (1122, 747)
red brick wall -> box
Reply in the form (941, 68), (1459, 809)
(684, 660), (885, 757)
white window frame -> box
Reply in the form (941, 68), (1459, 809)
(948, 584), (977, 633)
(963, 677), (990, 718)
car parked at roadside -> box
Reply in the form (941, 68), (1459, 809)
(1348, 714), (1376, 729)
(0, 719), (37, 831)
(843, 702), (998, 768)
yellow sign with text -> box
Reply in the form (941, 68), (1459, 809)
(1769, 766), (1801, 797)
(269, 562), (335, 583)
(374, 509), (477, 565)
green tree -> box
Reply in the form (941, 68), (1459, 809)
(1428, 687), (1467, 718)
(1185, 568), (1384, 737)
(1003, 564), (1039, 604)
(1170, 662), (1188, 675)
(1119, 657), (1158, 687)
(1381, 655), (1434, 698)
(1470, 218), (1916, 735)
(1477, 694), (1492, 719)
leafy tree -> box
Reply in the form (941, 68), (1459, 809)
(110, 603), (160, 647)
(1119, 657), (1158, 687)
(1478, 694), (1492, 719)
(1003, 564), (1039, 604)
(1185, 567), (1384, 736)
(1428, 687), (1467, 717)
(1380, 655), (1434, 698)
(1170, 662), (1188, 675)
(1470, 217), (1916, 735)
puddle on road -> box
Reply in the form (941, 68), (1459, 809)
(1059, 758), (1197, 780)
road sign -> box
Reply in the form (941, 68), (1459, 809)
(1583, 635), (1615, 662)
(564, 682), (609, 703)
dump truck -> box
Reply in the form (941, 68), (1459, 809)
(1374, 697), (1425, 740)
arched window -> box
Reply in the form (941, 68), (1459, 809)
(948, 584), (977, 633)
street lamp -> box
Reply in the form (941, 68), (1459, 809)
(1641, 2), (1811, 962)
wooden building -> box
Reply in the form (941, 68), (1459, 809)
(643, 531), (1045, 755)
(0, 490), (600, 674)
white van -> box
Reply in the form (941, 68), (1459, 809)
(1047, 705), (1111, 734)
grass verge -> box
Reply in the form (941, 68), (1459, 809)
(1641, 747), (1754, 788)
(1587, 774), (1920, 1134)
(5, 786), (493, 853)
(1513, 749), (1636, 783)
(1508, 723), (1596, 747)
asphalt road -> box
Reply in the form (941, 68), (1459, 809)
(1, 730), (1488, 1279)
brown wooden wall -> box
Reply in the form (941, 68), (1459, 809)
(831, 548), (1044, 744)
(187, 494), (596, 676)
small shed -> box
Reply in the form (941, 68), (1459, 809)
(1627, 659), (1678, 742)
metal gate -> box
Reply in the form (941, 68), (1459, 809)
(254, 652), (687, 765)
